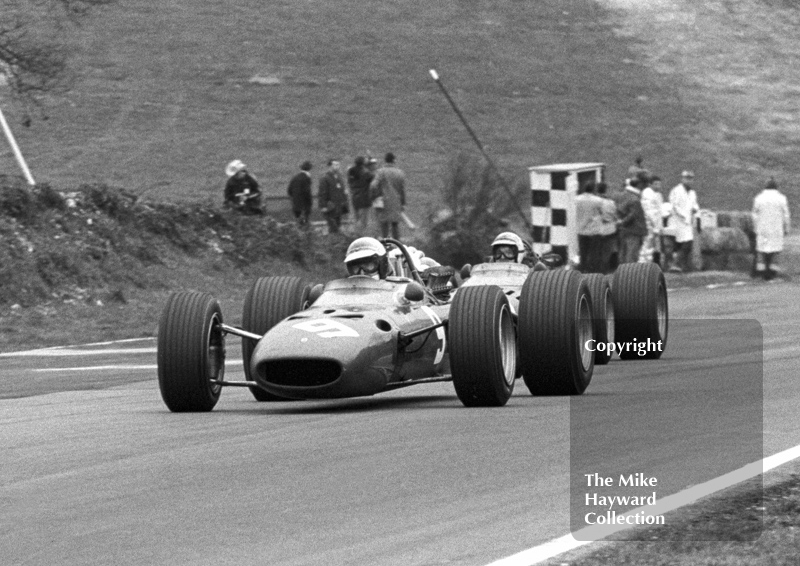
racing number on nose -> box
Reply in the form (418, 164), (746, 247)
(421, 306), (446, 365)
(293, 319), (360, 338)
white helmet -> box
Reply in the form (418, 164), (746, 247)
(225, 159), (246, 177)
(344, 237), (389, 278)
(491, 232), (526, 263)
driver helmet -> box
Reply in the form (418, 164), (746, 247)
(491, 232), (526, 263)
(344, 237), (389, 279)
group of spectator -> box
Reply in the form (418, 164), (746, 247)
(227, 151), (791, 280)
(224, 152), (408, 239)
(576, 157), (700, 273)
(578, 155), (792, 279)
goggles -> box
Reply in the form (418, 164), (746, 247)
(493, 245), (517, 261)
(347, 257), (380, 276)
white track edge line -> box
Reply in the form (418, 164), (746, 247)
(0, 337), (155, 357)
(484, 444), (800, 566)
(33, 360), (244, 372)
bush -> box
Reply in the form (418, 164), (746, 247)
(0, 179), (35, 221)
(0, 179), (349, 306)
(426, 152), (527, 267)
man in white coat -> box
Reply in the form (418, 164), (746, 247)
(752, 177), (791, 280)
(667, 170), (699, 271)
(639, 175), (665, 264)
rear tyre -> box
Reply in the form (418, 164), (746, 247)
(449, 285), (517, 407)
(157, 292), (224, 412)
(583, 273), (614, 365)
(612, 263), (668, 360)
(518, 270), (594, 395)
(242, 276), (311, 401)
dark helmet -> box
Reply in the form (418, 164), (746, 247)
(344, 237), (390, 279)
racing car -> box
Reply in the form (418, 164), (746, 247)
(157, 238), (667, 412)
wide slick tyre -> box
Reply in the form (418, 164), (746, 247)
(449, 285), (517, 407)
(583, 273), (614, 365)
(157, 292), (224, 412)
(612, 263), (668, 360)
(242, 276), (311, 401)
(518, 270), (594, 395)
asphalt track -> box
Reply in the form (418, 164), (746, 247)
(2, 280), (799, 566)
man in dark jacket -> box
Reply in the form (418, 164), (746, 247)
(224, 160), (262, 215)
(614, 177), (648, 264)
(347, 156), (373, 235)
(318, 159), (348, 234)
(287, 160), (313, 226)
(369, 152), (406, 239)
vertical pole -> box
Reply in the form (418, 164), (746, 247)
(0, 105), (36, 185)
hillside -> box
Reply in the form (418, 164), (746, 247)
(1, 0), (798, 222)
(1, 0), (798, 350)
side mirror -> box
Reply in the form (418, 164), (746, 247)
(307, 283), (324, 306)
(540, 253), (564, 269)
(404, 282), (426, 302)
(460, 263), (472, 280)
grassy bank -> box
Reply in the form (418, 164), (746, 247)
(550, 472), (800, 565)
(0, 179), (354, 350)
(2, 0), (798, 225)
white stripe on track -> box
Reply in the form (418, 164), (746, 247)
(1, 347), (156, 357)
(34, 360), (243, 372)
(484, 444), (800, 566)
(0, 337), (156, 357)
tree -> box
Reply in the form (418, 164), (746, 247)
(0, 0), (112, 113)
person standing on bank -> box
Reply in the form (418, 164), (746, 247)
(318, 159), (348, 234)
(752, 177), (791, 280)
(639, 175), (665, 264)
(370, 152), (406, 239)
(595, 182), (619, 273)
(347, 156), (373, 235)
(575, 181), (607, 273)
(223, 160), (263, 214)
(287, 160), (313, 226)
(667, 170), (700, 272)
(615, 177), (648, 264)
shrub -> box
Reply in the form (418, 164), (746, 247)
(0, 179), (35, 221)
(426, 152), (525, 267)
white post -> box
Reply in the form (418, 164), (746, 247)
(0, 104), (35, 185)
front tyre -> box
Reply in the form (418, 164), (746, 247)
(157, 292), (224, 412)
(242, 276), (311, 401)
(449, 285), (517, 407)
(612, 263), (668, 360)
(518, 270), (594, 395)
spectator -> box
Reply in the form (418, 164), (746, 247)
(318, 159), (348, 234)
(575, 181), (607, 273)
(223, 160), (263, 215)
(627, 155), (651, 183)
(752, 177), (791, 280)
(595, 182), (619, 273)
(667, 170), (700, 272)
(639, 175), (665, 264)
(615, 177), (648, 264)
(347, 156), (373, 235)
(287, 160), (313, 226)
(370, 152), (407, 239)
